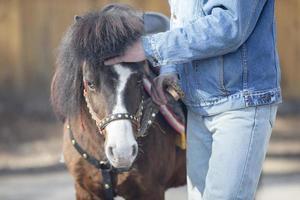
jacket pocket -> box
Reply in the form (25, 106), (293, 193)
(218, 56), (228, 95)
(190, 57), (229, 99)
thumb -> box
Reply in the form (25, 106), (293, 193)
(104, 56), (123, 66)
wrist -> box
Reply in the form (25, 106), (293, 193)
(141, 36), (160, 66)
(159, 65), (177, 75)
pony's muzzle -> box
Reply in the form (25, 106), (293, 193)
(105, 142), (138, 168)
(104, 119), (139, 168)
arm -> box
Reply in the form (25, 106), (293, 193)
(143, 0), (268, 66)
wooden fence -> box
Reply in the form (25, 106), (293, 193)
(276, 0), (300, 100)
(0, 0), (299, 100)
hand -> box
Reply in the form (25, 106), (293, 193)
(104, 39), (146, 65)
(151, 73), (178, 106)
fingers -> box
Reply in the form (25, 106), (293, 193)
(150, 85), (162, 105)
(104, 40), (146, 65)
(151, 77), (168, 106)
(156, 78), (168, 104)
(104, 57), (123, 65)
(150, 74), (180, 105)
(170, 74), (179, 82)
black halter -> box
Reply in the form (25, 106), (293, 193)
(83, 78), (160, 138)
(67, 122), (116, 200)
(84, 88), (144, 136)
(67, 78), (160, 200)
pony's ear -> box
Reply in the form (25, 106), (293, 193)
(50, 70), (66, 122)
(74, 15), (82, 22)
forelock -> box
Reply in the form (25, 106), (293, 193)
(70, 3), (144, 65)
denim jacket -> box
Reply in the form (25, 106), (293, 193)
(142, 0), (282, 116)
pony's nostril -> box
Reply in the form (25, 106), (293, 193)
(132, 145), (137, 157)
(108, 146), (114, 157)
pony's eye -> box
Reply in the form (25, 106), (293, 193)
(137, 79), (143, 85)
(87, 81), (96, 91)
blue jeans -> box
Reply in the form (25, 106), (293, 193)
(186, 105), (278, 200)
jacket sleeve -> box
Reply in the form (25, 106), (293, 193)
(142, 0), (268, 67)
(159, 65), (177, 75)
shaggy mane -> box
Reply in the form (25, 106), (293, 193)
(51, 3), (144, 121)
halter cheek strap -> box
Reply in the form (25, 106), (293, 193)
(83, 89), (152, 137)
(67, 121), (116, 200)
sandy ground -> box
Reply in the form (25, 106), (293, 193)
(0, 115), (299, 199)
(0, 169), (300, 200)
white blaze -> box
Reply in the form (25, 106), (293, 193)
(112, 65), (132, 113)
(105, 64), (137, 166)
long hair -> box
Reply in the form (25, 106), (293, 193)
(51, 4), (144, 121)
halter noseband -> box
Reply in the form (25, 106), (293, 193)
(83, 83), (155, 137)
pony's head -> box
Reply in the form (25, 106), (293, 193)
(51, 4), (146, 169)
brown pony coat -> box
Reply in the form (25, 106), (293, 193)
(51, 4), (186, 200)
(63, 111), (186, 199)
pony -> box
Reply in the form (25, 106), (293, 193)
(51, 4), (186, 200)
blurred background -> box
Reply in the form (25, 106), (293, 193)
(0, 0), (299, 199)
